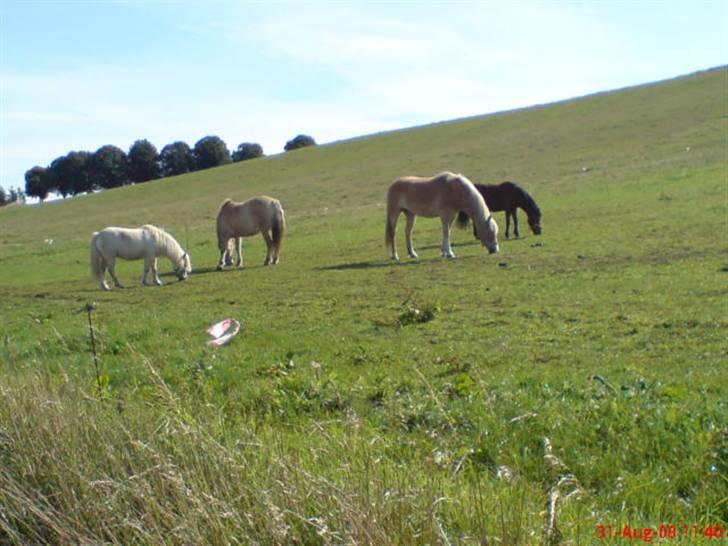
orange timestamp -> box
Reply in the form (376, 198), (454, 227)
(595, 524), (725, 542)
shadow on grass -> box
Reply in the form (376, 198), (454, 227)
(318, 254), (481, 271)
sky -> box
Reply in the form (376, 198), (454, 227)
(1, 1), (726, 191)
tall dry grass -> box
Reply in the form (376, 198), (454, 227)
(0, 359), (551, 545)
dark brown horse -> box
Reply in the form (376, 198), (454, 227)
(457, 181), (542, 239)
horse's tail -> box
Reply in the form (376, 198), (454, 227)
(272, 201), (286, 253)
(456, 211), (470, 229)
(216, 199), (233, 250)
(90, 233), (104, 283)
(385, 188), (399, 255)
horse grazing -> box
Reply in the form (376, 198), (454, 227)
(90, 224), (191, 291)
(385, 171), (499, 260)
(458, 181), (542, 239)
(216, 196), (286, 270)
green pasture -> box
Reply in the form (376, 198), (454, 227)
(0, 68), (726, 544)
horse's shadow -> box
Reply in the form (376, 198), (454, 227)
(317, 255), (479, 271)
(185, 264), (269, 276)
(318, 260), (419, 271)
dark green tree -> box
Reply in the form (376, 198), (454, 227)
(24, 166), (52, 202)
(232, 142), (264, 162)
(160, 141), (195, 177)
(65, 151), (94, 195)
(49, 154), (75, 197)
(128, 139), (161, 183)
(284, 134), (316, 151)
(0, 186), (6, 206)
(193, 135), (231, 170)
(91, 145), (129, 189)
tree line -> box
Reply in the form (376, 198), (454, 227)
(18, 134), (316, 203)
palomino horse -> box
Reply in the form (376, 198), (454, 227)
(216, 196), (286, 270)
(385, 171), (499, 260)
(458, 181), (542, 239)
(90, 224), (191, 290)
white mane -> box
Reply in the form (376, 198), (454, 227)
(141, 224), (184, 261)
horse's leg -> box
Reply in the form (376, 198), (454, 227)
(217, 237), (229, 271)
(512, 209), (520, 238)
(404, 211), (418, 259)
(107, 256), (124, 288)
(441, 216), (456, 258)
(234, 237), (243, 267)
(386, 210), (400, 260)
(262, 231), (273, 265)
(142, 256), (152, 285)
(505, 211), (511, 239)
(99, 257), (110, 291)
(151, 257), (163, 286)
(270, 233), (280, 265)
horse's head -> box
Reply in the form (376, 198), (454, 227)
(477, 215), (500, 254)
(528, 215), (542, 235)
(174, 252), (192, 280)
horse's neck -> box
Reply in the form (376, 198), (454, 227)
(516, 190), (539, 219)
(158, 233), (182, 261)
(462, 185), (487, 219)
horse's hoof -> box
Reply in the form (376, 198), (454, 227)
(390, 254), (400, 261)
(216, 265), (223, 271)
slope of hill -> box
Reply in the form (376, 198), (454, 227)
(0, 67), (725, 544)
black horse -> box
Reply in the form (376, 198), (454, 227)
(457, 181), (542, 239)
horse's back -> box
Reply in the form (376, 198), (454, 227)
(388, 172), (470, 217)
(217, 195), (282, 238)
(93, 226), (149, 259)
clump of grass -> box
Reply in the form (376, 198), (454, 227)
(397, 298), (439, 327)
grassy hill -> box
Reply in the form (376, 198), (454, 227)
(0, 67), (726, 544)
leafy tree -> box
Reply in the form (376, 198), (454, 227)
(128, 139), (161, 183)
(284, 134), (316, 151)
(232, 142), (264, 162)
(91, 145), (129, 189)
(67, 151), (94, 195)
(49, 154), (74, 197)
(0, 186), (6, 206)
(24, 166), (52, 202)
(160, 141), (195, 177)
(193, 135), (231, 170)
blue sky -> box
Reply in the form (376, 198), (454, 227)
(1, 1), (725, 191)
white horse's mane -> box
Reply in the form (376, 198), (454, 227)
(141, 224), (184, 261)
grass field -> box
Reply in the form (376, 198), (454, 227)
(1, 67), (726, 545)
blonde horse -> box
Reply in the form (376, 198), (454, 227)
(90, 224), (191, 290)
(216, 196), (286, 270)
(385, 171), (499, 259)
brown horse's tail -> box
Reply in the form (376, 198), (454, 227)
(272, 201), (286, 253)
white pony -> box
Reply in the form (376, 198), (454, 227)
(90, 224), (192, 290)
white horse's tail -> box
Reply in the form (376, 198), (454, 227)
(90, 233), (105, 283)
